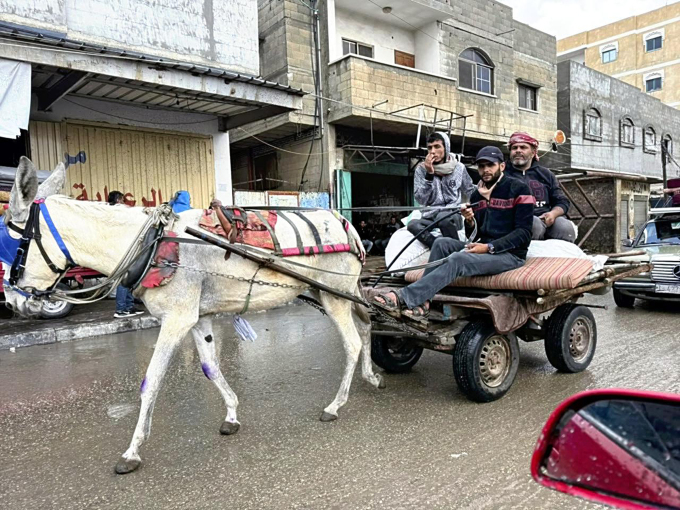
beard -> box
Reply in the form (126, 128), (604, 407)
(511, 154), (532, 167)
(482, 170), (502, 186)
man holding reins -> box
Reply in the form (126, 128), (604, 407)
(373, 146), (535, 321)
(504, 132), (576, 242)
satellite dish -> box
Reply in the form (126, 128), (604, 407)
(553, 130), (566, 145)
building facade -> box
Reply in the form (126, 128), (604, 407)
(558, 3), (680, 109)
(543, 61), (680, 252)
(232, 0), (557, 221)
(0, 0), (302, 205)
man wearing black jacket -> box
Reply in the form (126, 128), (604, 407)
(505, 131), (575, 242)
(373, 146), (535, 320)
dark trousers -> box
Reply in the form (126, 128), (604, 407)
(115, 285), (134, 312)
(400, 238), (524, 308)
(407, 211), (464, 248)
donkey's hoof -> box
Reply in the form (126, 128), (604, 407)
(220, 420), (240, 435)
(115, 457), (141, 474)
(320, 411), (337, 422)
(377, 375), (387, 389)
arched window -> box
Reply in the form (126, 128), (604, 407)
(644, 125), (657, 154)
(620, 117), (635, 148)
(459, 48), (494, 95)
(663, 133), (673, 157)
(584, 107), (602, 141)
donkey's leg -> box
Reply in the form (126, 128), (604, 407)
(115, 317), (196, 474)
(318, 292), (363, 422)
(351, 297), (386, 390)
(190, 317), (241, 435)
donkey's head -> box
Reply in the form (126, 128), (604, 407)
(3, 156), (66, 317)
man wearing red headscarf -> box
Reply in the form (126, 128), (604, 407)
(505, 132), (576, 242)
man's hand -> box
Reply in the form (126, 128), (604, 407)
(539, 211), (557, 227)
(465, 243), (489, 254)
(461, 203), (474, 225)
(424, 153), (435, 174)
(211, 198), (223, 209)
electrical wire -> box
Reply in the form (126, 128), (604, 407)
(62, 98), (217, 125)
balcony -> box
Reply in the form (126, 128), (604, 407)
(327, 55), (461, 136)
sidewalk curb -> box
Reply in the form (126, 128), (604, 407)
(0, 314), (161, 351)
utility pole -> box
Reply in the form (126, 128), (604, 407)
(662, 141), (668, 201)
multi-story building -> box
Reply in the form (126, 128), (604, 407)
(558, 3), (680, 109)
(232, 0), (557, 220)
(0, 0), (302, 205)
(543, 61), (680, 252)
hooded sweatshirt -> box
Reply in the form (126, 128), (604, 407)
(504, 160), (570, 217)
(414, 132), (476, 218)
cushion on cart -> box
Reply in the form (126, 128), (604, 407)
(404, 257), (593, 291)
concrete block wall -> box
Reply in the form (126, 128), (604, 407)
(553, 61), (680, 180)
(1, 0), (260, 75)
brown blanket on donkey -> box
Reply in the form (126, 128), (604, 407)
(199, 207), (277, 251)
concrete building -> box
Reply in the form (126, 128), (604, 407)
(558, 3), (680, 109)
(0, 0), (303, 205)
(232, 0), (557, 221)
(543, 61), (680, 252)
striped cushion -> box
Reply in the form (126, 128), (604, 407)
(404, 257), (593, 291)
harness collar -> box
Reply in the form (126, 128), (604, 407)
(6, 199), (74, 297)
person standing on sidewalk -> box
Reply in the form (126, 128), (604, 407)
(108, 191), (144, 319)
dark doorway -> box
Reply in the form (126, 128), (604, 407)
(0, 130), (30, 168)
(253, 152), (278, 191)
(351, 170), (411, 232)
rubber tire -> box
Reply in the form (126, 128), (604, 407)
(613, 287), (636, 308)
(39, 284), (75, 319)
(371, 334), (424, 373)
(453, 321), (519, 403)
(544, 304), (597, 373)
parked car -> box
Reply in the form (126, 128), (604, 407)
(613, 207), (680, 308)
(532, 389), (680, 509)
(0, 266), (102, 319)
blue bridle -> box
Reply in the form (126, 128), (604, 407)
(2, 199), (75, 298)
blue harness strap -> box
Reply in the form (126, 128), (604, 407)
(38, 201), (75, 266)
(0, 220), (21, 265)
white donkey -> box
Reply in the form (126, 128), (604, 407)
(3, 157), (384, 474)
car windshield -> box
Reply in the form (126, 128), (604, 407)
(637, 220), (680, 246)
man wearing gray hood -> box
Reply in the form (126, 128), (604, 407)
(407, 132), (476, 248)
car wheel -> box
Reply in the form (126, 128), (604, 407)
(545, 304), (597, 373)
(613, 287), (636, 308)
(39, 285), (75, 319)
(371, 334), (424, 373)
(453, 320), (519, 403)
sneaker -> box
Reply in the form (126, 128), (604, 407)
(128, 308), (144, 316)
(114, 310), (133, 318)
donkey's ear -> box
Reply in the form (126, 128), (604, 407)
(9, 156), (38, 222)
(37, 162), (66, 198)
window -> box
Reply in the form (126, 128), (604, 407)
(644, 125), (657, 154)
(394, 50), (415, 68)
(646, 76), (663, 92)
(663, 134), (673, 158)
(342, 39), (373, 58)
(602, 48), (617, 63)
(518, 84), (538, 111)
(620, 117), (635, 148)
(584, 107), (602, 141)
(459, 48), (494, 95)
(646, 36), (663, 52)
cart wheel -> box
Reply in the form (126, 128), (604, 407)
(545, 304), (597, 373)
(453, 321), (519, 403)
(613, 288), (635, 308)
(371, 334), (423, 373)
(39, 284), (75, 319)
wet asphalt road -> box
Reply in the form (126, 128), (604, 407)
(1, 293), (679, 510)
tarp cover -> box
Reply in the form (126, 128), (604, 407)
(0, 59), (31, 139)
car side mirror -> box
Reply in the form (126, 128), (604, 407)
(532, 390), (680, 509)
(622, 239), (634, 248)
